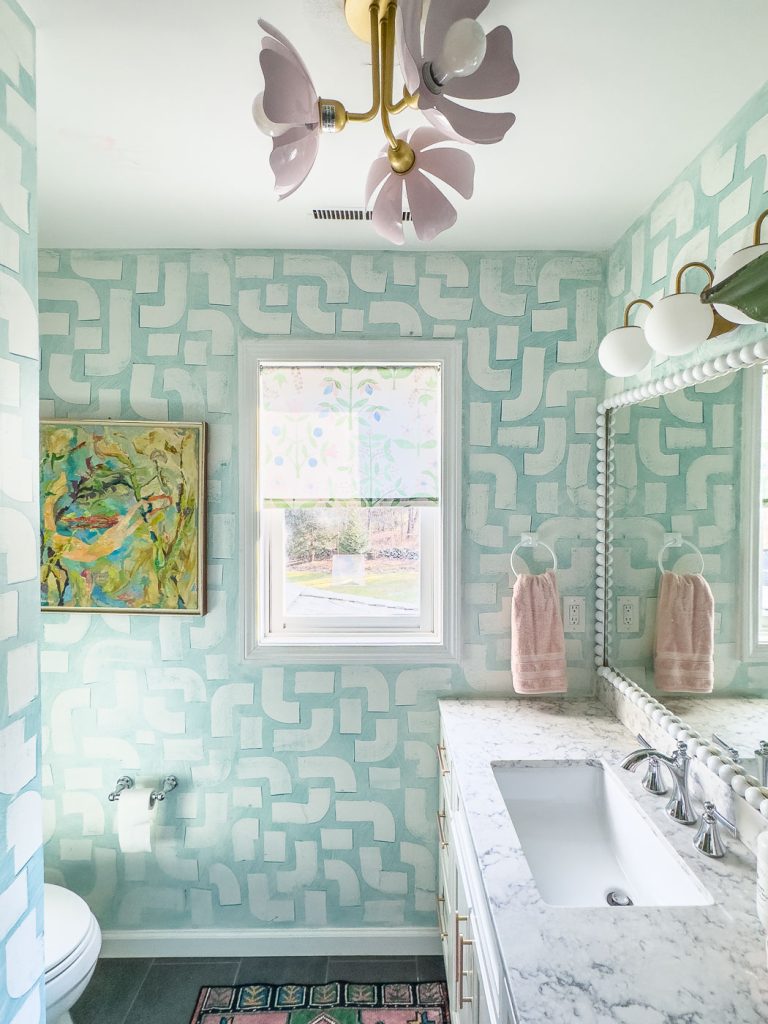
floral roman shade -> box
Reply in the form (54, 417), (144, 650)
(259, 364), (441, 507)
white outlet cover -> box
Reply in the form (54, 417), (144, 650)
(563, 597), (586, 633)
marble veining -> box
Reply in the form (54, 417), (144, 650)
(440, 698), (768, 1024)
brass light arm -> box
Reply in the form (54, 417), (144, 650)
(380, 0), (415, 172)
(623, 298), (653, 326)
(675, 261), (714, 293)
(347, 2), (382, 123)
(379, 1), (400, 148)
(753, 209), (768, 246)
(387, 87), (419, 115)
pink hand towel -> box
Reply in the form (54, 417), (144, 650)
(654, 571), (714, 693)
(510, 569), (568, 694)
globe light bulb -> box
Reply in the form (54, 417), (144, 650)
(644, 293), (714, 356)
(252, 92), (292, 138)
(431, 18), (487, 86)
(598, 326), (653, 378)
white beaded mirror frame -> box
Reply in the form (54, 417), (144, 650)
(594, 337), (768, 822)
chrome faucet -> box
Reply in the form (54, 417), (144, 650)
(620, 738), (697, 825)
(755, 741), (768, 787)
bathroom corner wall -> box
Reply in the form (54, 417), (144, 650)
(0, 2), (44, 1021)
(605, 79), (768, 387)
(38, 250), (604, 934)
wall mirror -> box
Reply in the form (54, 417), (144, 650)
(595, 335), (768, 811)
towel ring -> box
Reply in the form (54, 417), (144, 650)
(510, 533), (558, 580)
(657, 536), (705, 575)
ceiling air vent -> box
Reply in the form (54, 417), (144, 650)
(312, 209), (412, 222)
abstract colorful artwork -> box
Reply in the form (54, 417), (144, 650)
(190, 981), (450, 1024)
(40, 420), (206, 614)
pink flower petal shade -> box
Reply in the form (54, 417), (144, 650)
(365, 127), (475, 245)
(396, 0), (519, 145)
(257, 19), (320, 200)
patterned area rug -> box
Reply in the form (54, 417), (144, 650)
(190, 981), (450, 1024)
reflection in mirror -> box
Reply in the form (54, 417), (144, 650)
(660, 697), (768, 784)
(605, 363), (768, 758)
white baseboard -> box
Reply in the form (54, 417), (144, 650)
(100, 927), (442, 959)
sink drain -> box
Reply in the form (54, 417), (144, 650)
(606, 889), (634, 907)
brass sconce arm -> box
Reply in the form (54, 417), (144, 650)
(753, 209), (768, 246)
(675, 261), (715, 293)
(623, 298), (653, 326)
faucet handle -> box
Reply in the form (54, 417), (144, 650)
(713, 732), (740, 763)
(641, 755), (669, 795)
(709, 801), (737, 837)
(693, 801), (737, 858)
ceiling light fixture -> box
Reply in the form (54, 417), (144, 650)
(252, 0), (519, 244)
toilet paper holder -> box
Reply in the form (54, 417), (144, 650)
(108, 775), (178, 807)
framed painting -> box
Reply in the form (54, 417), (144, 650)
(40, 420), (206, 614)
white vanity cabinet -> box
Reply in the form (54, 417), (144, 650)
(437, 731), (511, 1024)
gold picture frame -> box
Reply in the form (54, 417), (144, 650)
(40, 419), (206, 615)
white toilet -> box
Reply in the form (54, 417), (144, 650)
(44, 883), (102, 1024)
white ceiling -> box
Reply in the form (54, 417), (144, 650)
(29, 0), (768, 252)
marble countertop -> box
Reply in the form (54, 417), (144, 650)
(439, 698), (768, 1024)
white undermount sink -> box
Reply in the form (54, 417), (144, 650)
(492, 759), (713, 909)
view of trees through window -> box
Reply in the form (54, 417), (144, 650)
(283, 506), (421, 615)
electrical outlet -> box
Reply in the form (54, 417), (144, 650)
(563, 596), (585, 632)
(617, 596), (639, 633)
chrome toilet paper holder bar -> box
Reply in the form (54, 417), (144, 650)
(108, 775), (178, 807)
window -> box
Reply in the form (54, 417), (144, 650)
(240, 341), (460, 661)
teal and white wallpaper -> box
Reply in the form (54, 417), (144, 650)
(38, 249), (603, 932)
(0, 1), (44, 1021)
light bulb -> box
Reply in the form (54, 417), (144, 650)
(598, 326), (653, 378)
(252, 92), (292, 138)
(644, 293), (714, 356)
(431, 18), (487, 86)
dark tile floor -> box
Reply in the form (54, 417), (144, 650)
(72, 955), (447, 1024)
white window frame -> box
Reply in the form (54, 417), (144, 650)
(739, 363), (768, 660)
(239, 339), (461, 663)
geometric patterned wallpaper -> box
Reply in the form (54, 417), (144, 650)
(38, 248), (604, 931)
(0, 1), (45, 1020)
(609, 374), (754, 693)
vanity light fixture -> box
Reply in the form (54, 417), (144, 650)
(598, 261), (740, 378)
(252, 0), (520, 244)
(597, 298), (654, 377)
(712, 209), (768, 325)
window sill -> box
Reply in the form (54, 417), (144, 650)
(243, 639), (459, 665)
